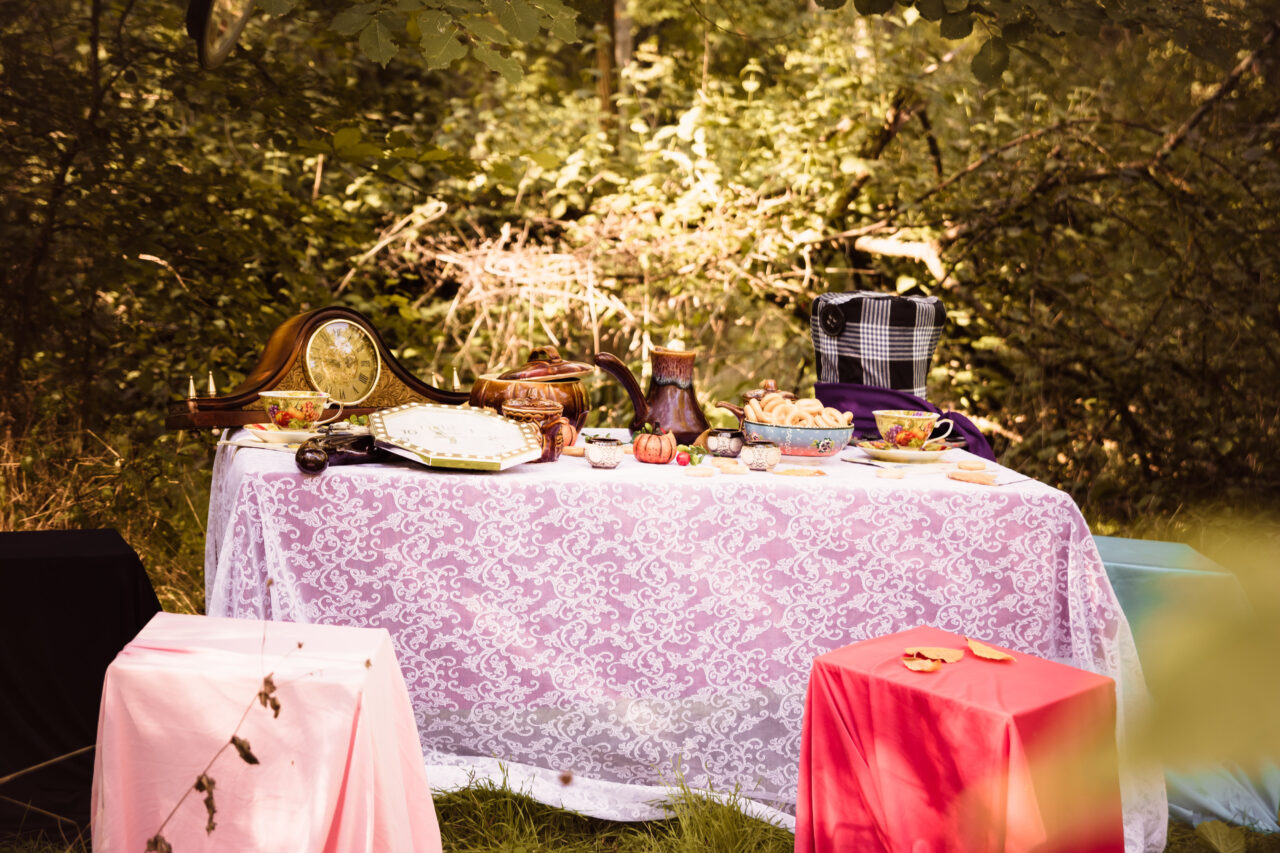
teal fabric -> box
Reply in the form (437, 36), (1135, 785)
(1094, 536), (1279, 832)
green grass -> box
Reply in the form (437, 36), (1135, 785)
(3, 785), (1277, 853)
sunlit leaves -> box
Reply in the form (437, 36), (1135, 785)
(472, 44), (522, 82)
(331, 3), (377, 35)
(418, 11), (468, 68)
(324, 0), (580, 81)
(491, 0), (540, 42)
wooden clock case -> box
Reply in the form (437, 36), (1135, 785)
(165, 306), (467, 429)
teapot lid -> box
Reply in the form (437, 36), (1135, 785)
(497, 346), (594, 381)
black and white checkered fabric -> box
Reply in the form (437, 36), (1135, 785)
(810, 292), (946, 399)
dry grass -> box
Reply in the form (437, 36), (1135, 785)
(0, 423), (210, 614)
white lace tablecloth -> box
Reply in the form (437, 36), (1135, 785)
(205, 432), (1167, 851)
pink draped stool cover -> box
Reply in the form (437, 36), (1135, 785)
(796, 625), (1124, 853)
(91, 612), (442, 853)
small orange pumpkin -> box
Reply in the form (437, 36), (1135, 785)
(633, 426), (677, 464)
(560, 421), (578, 449)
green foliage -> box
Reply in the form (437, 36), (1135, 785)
(1, 0), (1277, 563)
(308, 0), (581, 74)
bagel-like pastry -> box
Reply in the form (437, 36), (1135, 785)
(787, 411), (811, 426)
(797, 398), (824, 414)
(745, 399), (764, 422)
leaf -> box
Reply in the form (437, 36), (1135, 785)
(258, 673), (281, 718)
(459, 15), (510, 44)
(332, 127), (362, 151)
(529, 149), (560, 169)
(472, 44), (522, 83)
(230, 735), (260, 765)
(359, 13), (399, 66)
(915, 0), (943, 21)
(939, 11), (973, 39)
(530, 0), (577, 26)
(966, 637), (1014, 661)
(145, 836), (173, 853)
(1000, 17), (1034, 42)
(331, 3), (376, 35)
(905, 645), (964, 663)
(971, 37), (1009, 84)
(418, 146), (456, 161)
(495, 0), (540, 43)
(418, 14), (468, 69)
(852, 0), (894, 14)
(902, 656), (942, 672)
(548, 15), (578, 41)
(1195, 821), (1246, 853)
(194, 773), (217, 834)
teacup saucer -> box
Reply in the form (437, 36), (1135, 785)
(244, 423), (321, 445)
(850, 439), (964, 463)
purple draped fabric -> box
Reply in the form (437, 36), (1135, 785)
(814, 382), (997, 462)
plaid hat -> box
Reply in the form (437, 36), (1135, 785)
(810, 292), (946, 399)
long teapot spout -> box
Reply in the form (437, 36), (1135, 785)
(593, 352), (649, 432)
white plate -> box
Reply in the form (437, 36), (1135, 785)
(370, 403), (542, 471)
(849, 441), (960, 464)
(244, 424), (321, 445)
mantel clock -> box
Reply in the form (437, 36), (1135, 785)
(166, 306), (466, 429)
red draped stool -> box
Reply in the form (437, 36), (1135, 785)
(796, 626), (1124, 853)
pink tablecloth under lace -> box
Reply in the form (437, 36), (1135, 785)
(205, 432), (1167, 852)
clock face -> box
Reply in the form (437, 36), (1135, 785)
(304, 320), (382, 405)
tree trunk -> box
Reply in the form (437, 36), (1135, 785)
(595, 0), (617, 134)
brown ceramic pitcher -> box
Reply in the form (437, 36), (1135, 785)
(501, 397), (570, 462)
(593, 347), (710, 444)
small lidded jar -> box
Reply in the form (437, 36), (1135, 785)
(584, 435), (625, 469)
(738, 440), (781, 471)
(706, 428), (744, 458)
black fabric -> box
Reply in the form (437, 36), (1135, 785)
(0, 529), (161, 838)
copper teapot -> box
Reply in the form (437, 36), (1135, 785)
(469, 346), (593, 430)
(594, 347), (710, 444)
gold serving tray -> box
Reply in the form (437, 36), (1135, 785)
(370, 403), (542, 471)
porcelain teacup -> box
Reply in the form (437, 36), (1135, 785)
(872, 409), (953, 449)
(259, 391), (345, 431)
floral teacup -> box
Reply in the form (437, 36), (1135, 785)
(259, 391), (344, 431)
(872, 409), (953, 449)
